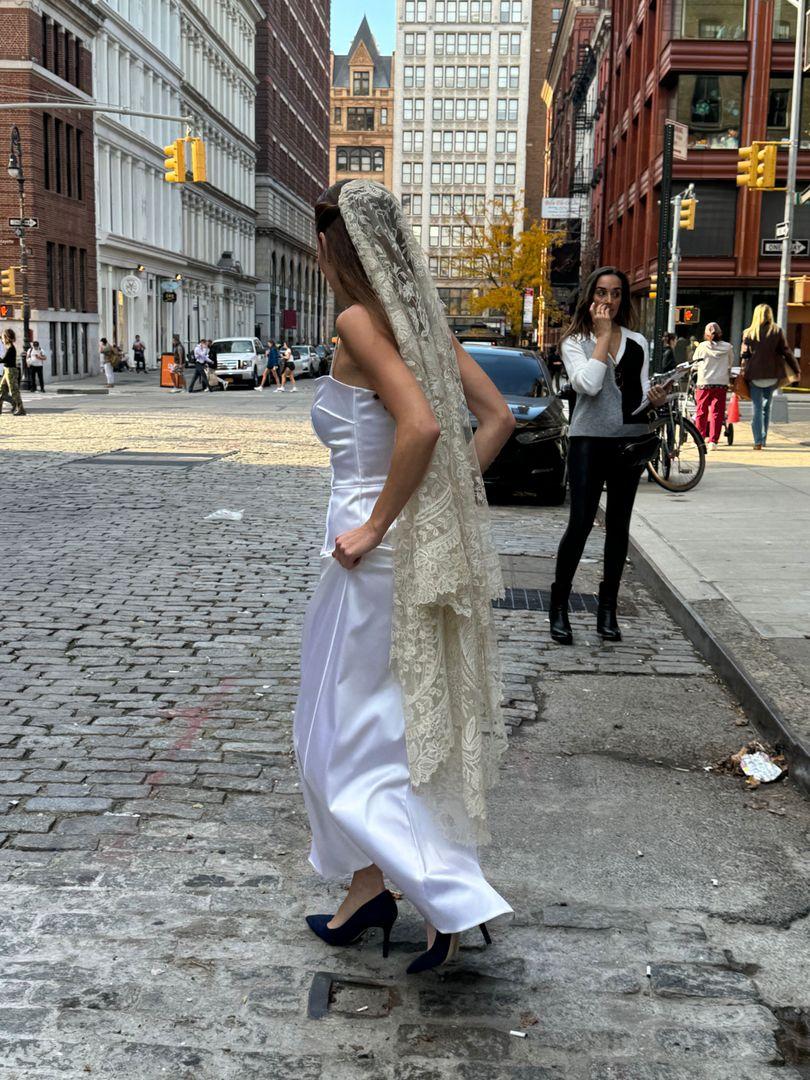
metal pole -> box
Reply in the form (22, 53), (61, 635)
(0, 101), (193, 124)
(777, 0), (806, 330)
(668, 193), (683, 335)
(653, 122), (675, 373)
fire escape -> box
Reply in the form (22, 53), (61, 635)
(569, 44), (597, 198)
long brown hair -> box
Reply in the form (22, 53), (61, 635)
(314, 180), (394, 338)
(562, 266), (638, 341)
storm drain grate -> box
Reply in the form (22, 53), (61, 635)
(494, 588), (598, 613)
(78, 451), (227, 467)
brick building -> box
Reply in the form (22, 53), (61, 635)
(330, 17), (395, 191)
(524, 0), (559, 223)
(255, 0), (331, 344)
(599, 0), (810, 352)
(0, 2), (99, 379)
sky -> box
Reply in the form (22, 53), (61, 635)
(331, 3), (396, 55)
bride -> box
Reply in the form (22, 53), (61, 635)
(293, 179), (515, 974)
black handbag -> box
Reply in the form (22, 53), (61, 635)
(617, 432), (660, 468)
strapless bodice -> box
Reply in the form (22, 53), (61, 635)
(311, 376), (396, 555)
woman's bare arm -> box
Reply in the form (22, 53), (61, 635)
(331, 305), (441, 568)
(452, 337), (516, 473)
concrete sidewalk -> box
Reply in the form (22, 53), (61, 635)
(625, 411), (810, 792)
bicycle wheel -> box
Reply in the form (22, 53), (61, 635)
(647, 415), (706, 492)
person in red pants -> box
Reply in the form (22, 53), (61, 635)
(691, 323), (735, 451)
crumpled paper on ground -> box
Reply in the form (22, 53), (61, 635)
(714, 740), (787, 787)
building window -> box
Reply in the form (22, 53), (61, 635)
(552, 7), (562, 20)
(675, 75), (742, 149)
(403, 130), (424, 152)
(57, 244), (66, 307)
(79, 248), (87, 310)
(54, 117), (63, 194)
(347, 107), (375, 130)
(53, 24), (60, 76)
(673, 0), (746, 39)
(337, 146), (385, 173)
(352, 70), (370, 95)
(404, 0), (427, 19)
(75, 37), (82, 89)
(41, 14), (49, 67)
(75, 130), (82, 200)
(65, 124), (73, 198)
(69, 246), (77, 309)
(46, 242), (55, 307)
(679, 183), (738, 256)
(42, 114), (51, 190)
(767, 78), (810, 146)
(334, 107), (342, 124)
(64, 30), (73, 83)
(404, 65), (426, 89)
(403, 98), (425, 121)
(404, 32), (426, 56)
(380, 107), (389, 125)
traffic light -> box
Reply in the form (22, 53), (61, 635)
(649, 272), (658, 301)
(736, 143), (756, 188)
(189, 137), (207, 183)
(675, 305), (701, 325)
(0, 267), (16, 296)
(0, 303), (14, 319)
(163, 138), (186, 183)
(680, 198), (696, 230)
(754, 142), (778, 188)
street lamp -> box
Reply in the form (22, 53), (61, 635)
(7, 126), (30, 355)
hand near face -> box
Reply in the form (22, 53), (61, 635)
(590, 301), (613, 339)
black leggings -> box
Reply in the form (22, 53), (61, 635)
(555, 437), (644, 595)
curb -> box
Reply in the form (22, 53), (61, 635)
(597, 505), (810, 797)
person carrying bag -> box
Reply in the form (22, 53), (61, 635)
(739, 304), (800, 449)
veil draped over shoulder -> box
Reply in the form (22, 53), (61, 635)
(338, 179), (508, 846)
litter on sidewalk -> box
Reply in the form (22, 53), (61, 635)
(204, 508), (244, 522)
(714, 740), (786, 787)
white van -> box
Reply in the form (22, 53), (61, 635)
(209, 337), (266, 386)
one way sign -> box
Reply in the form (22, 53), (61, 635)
(761, 238), (810, 256)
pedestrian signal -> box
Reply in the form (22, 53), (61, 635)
(0, 267), (16, 296)
(649, 272), (658, 300)
(0, 303), (14, 318)
(754, 143), (778, 188)
(679, 198), (696, 230)
(163, 138), (186, 183)
(189, 138), (207, 183)
(736, 144), (755, 188)
(675, 305), (700, 325)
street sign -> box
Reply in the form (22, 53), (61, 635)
(669, 120), (689, 161)
(775, 221), (790, 240)
(522, 286), (534, 328)
(541, 197), (582, 219)
(800, 184), (810, 206)
(161, 290), (177, 303)
(0, 304), (14, 318)
(8, 217), (37, 228)
(762, 238), (810, 256)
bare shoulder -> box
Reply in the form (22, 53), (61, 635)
(335, 304), (376, 339)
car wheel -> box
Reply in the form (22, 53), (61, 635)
(252, 366), (259, 387)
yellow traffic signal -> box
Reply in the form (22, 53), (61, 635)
(0, 267), (16, 296)
(163, 138), (186, 183)
(736, 143), (755, 188)
(754, 143), (778, 188)
(649, 272), (658, 301)
(189, 137), (207, 183)
(680, 198), (696, 230)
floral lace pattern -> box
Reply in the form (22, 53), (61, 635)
(339, 180), (508, 846)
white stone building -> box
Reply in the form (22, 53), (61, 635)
(93, 0), (261, 366)
(393, 0), (533, 330)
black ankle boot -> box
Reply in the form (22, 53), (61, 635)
(549, 583), (573, 645)
(596, 583), (622, 641)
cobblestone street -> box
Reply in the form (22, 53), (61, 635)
(1, 380), (809, 1079)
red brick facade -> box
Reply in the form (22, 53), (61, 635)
(0, 3), (98, 375)
(256, 1), (331, 206)
(524, 0), (556, 222)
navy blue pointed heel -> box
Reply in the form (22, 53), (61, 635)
(406, 931), (460, 974)
(305, 889), (398, 958)
(480, 922), (492, 945)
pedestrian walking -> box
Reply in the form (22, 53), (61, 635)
(549, 266), (668, 646)
(0, 329), (26, 415)
(257, 340), (281, 391)
(170, 334), (186, 393)
(99, 338), (116, 388)
(692, 323), (735, 451)
(206, 355), (228, 391)
(294, 179), (514, 974)
(740, 304), (800, 450)
(546, 345), (564, 392)
(661, 333), (677, 373)
(189, 337), (210, 393)
(279, 341), (298, 391)
(26, 340), (46, 392)
(132, 335), (147, 373)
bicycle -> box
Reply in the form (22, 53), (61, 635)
(646, 367), (706, 492)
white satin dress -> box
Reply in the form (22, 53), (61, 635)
(293, 375), (513, 934)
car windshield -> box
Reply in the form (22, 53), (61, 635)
(467, 349), (549, 398)
(291, 347), (309, 356)
(212, 340), (252, 355)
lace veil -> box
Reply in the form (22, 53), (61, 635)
(338, 179), (508, 846)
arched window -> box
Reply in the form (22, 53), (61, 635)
(336, 146), (385, 173)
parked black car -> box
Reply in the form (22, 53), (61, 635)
(465, 345), (568, 504)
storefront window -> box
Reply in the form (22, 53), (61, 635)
(773, 0), (795, 40)
(766, 78), (810, 148)
(675, 75), (742, 149)
(672, 0), (746, 39)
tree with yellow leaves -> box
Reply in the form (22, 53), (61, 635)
(455, 202), (562, 339)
